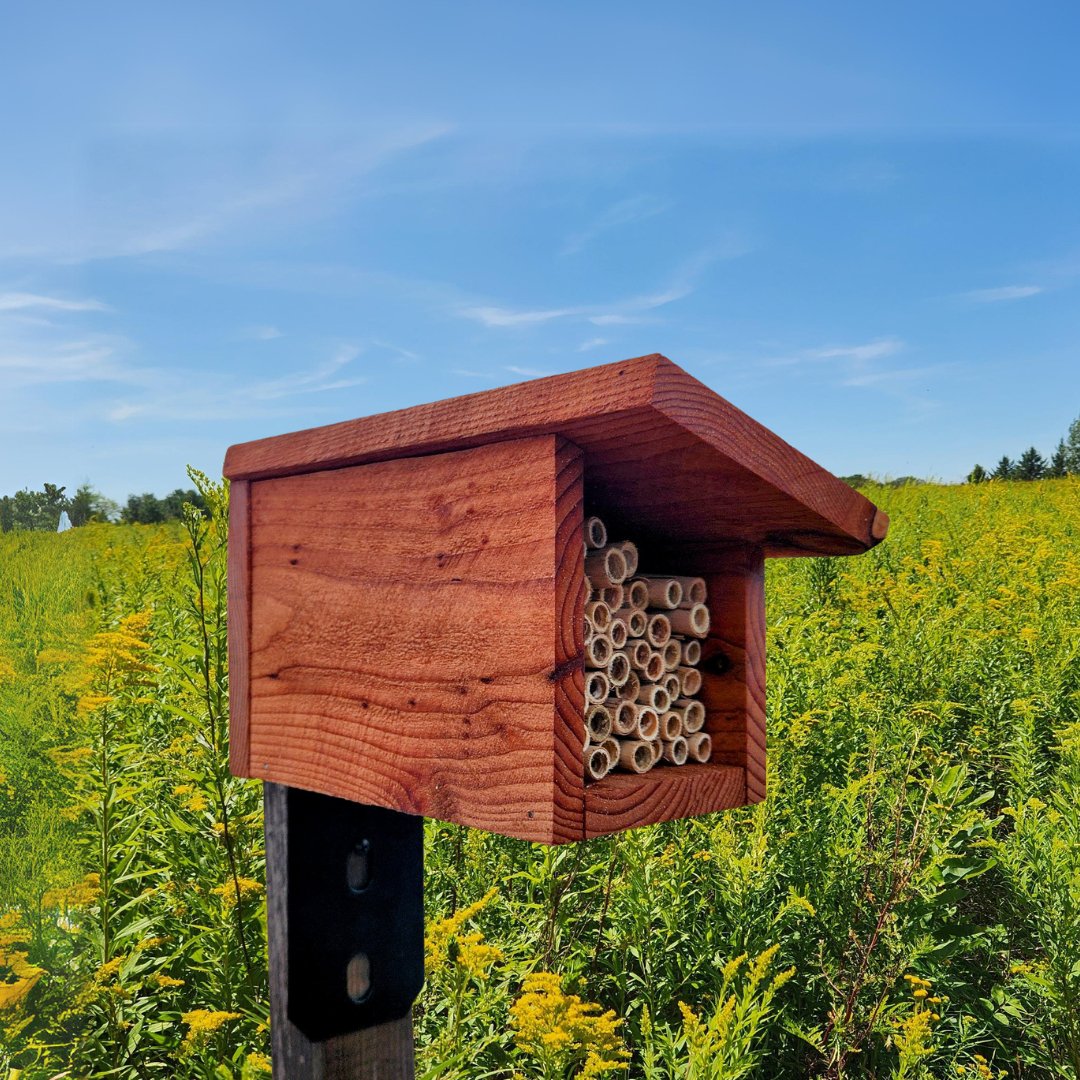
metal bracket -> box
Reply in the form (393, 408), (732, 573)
(285, 786), (424, 1041)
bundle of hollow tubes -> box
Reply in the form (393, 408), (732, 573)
(582, 514), (712, 782)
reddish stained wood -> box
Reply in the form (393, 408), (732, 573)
(584, 763), (745, 838)
(698, 545), (767, 803)
(243, 435), (585, 844)
(227, 479), (252, 777)
(225, 355), (887, 559)
(552, 440), (587, 843)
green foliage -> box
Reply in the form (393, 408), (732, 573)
(120, 488), (206, 525)
(2, 475), (1080, 1077)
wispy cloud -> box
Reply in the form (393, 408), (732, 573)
(241, 324), (283, 341)
(808, 338), (905, 362)
(0, 292), (109, 313)
(249, 345), (366, 400)
(576, 337), (609, 352)
(961, 284), (1042, 303)
(561, 195), (670, 255)
(457, 244), (742, 330)
(2, 127), (452, 264)
(504, 364), (552, 378)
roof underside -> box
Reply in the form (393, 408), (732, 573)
(224, 354), (887, 558)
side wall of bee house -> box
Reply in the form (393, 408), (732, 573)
(229, 433), (588, 844)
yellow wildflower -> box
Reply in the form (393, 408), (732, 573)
(245, 1051), (273, 1074)
(0, 919), (44, 1012)
(41, 872), (101, 910)
(155, 974), (185, 988)
(211, 877), (264, 908)
(425, 887), (501, 977)
(510, 971), (627, 1076)
(181, 1008), (242, 1051)
(184, 792), (209, 813)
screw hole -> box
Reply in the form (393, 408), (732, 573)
(346, 952), (371, 1003)
(346, 840), (371, 893)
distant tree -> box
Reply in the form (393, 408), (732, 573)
(1048, 440), (1068, 479)
(1016, 447), (1047, 481)
(121, 488), (205, 524)
(0, 496), (12, 533)
(992, 456), (1015, 481)
(967, 464), (988, 483)
(122, 493), (166, 524)
(7, 484), (68, 530)
(68, 483), (118, 525)
(1065, 415), (1080, 475)
(841, 474), (869, 489)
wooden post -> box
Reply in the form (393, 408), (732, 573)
(264, 783), (417, 1079)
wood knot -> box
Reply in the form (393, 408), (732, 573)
(548, 656), (583, 683)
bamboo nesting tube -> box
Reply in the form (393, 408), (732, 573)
(612, 606), (647, 639)
(585, 704), (612, 743)
(618, 669), (641, 702)
(585, 635), (611, 669)
(645, 613), (671, 647)
(608, 619), (629, 650)
(600, 584), (624, 611)
(635, 683), (670, 713)
(677, 666), (702, 697)
(640, 576), (683, 609)
(607, 650), (631, 688)
(585, 671), (610, 705)
(584, 600), (612, 633)
(634, 706), (660, 741)
(686, 732), (711, 764)
(644, 650), (665, 683)
(625, 578), (650, 611)
(668, 604), (709, 638)
(586, 744), (611, 781)
(585, 546), (628, 588)
(601, 737), (619, 767)
(660, 710), (682, 741)
(667, 576), (707, 607)
(663, 673), (681, 704)
(580, 513), (712, 780)
(609, 700), (638, 736)
(627, 638), (652, 671)
(584, 516), (608, 550)
(617, 541), (639, 578)
(618, 739), (655, 774)
(661, 736), (689, 765)
(677, 698), (706, 733)
(662, 639), (682, 672)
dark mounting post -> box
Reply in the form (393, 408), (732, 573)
(264, 783), (424, 1078)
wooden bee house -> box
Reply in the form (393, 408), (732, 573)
(225, 354), (887, 844)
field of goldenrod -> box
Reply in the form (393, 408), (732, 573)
(1, 475), (1078, 1078)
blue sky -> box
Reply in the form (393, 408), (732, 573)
(3, 2), (1079, 501)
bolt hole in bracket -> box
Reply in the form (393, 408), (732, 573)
(285, 787), (424, 1041)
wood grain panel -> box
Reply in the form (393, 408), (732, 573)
(699, 546), (767, 803)
(551, 440), (587, 843)
(246, 436), (570, 844)
(584, 763), (745, 838)
(228, 479), (252, 776)
(225, 355), (887, 558)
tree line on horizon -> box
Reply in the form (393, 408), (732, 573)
(967, 413), (1080, 484)
(0, 483), (206, 533)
